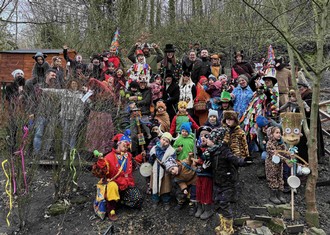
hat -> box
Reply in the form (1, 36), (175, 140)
(208, 109), (218, 119)
(199, 76), (208, 84)
(218, 74), (228, 81)
(164, 157), (178, 171)
(208, 74), (217, 82)
(238, 74), (249, 83)
(112, 133), (124, 142)
(274, 56), (286, 70)
(256, 115), (270, 128)
(262, 69), (277, 85)
(156, 100), (167, 111)
(161, 132), (172, 142)
(119, 134), (131, 143)
(178, 101), (188, 109)
(142, 43), (151, 49)
(234, 50), (244, 59)
(197, 126), (212, 137)
(164, 71), (174, 79)
(220, 91), (232, 102)
(32, 52), (47, 61)
(180, 122), (192, 134)
(222, 110), (238, 126)
(164, 44), (176, 53)
(210, 54), (220, 59)
(11, 69), (24, 79)
(90, 53), (102, 62)
(136, 50), (144, 56)
(129, 81), (139, 89)
(209, 127), (227, 145)
(182, 70), (191, 77)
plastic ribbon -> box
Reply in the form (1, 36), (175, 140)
(69, 149), (78, 186)
(289, 146), (298, 155)
(2, 160), (12, 226)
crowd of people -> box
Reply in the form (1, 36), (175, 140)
(3, 42), (325, 235)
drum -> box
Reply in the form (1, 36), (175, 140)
(139, 162), (152, 177)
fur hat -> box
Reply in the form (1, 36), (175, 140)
(164, 44), (176, 53)
(256, 115), (270, 128)
(234, 50), (244, 59)
(178, 101), (188, 109)
(222, 110), (238, 126)
(208, 74), (217, 82)
(208, 109), (218, 119)
(32, 52), (47, 61)
(164, 157), (178, 171)
(156, 100), (167, 111)
(180, 122), (192, 134)
(209, 127), (227, 145)
(11, 69), (24, 79)
(161, 132), (172, 142)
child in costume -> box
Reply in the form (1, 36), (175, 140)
(205, 127), (251, 235)
(149, 132), (176, 210)
(192, 126), (214, 220)
(265, 126), (288, 204)
(92, 133), (143, 221)
(222, 110), (250, 159)
(127, 50), (151, 83)
(154, 100), (171, 132)
(203, 109), (221, 129)
(217, 91), (234, 122)
(279, 89), (310, 113)
(173, 122), (195, 161)
(164, 154), (197, 215)
(149, 74), (164, 105)
(170, 101), (199, 136)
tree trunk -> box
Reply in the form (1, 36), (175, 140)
(150, 0), (155, 31)
(169, 0), (176, 26)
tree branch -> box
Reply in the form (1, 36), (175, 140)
(0, 18), (67, 25)
(242, 0), (317, 75)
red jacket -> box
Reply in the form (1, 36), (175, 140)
(104, 149), (135, 191)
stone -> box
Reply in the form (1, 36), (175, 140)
(255, 226), (273, 235)
(246, 220), (263, 229)
(234, 216), (251, 226)
(286, 224), (304, 234)
(266, 204), (290, 216)
(267, 218), (286, 234)
(308, 227), (327, 235)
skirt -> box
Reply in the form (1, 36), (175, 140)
(196, 176), (213, 204)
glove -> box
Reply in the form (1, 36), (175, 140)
(151, 154), (156, 160)
(202, 160), (211, 169)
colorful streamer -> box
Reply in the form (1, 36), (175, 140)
(2, 160), (12, 226)
(70, 149), (78, 186)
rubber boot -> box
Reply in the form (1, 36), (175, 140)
(200, 204), (214, 220)
(214, 214), (225, 235)
(276, 190), (286, 204)
(269, 189), (281, 205)
(194, 203), (204, 218)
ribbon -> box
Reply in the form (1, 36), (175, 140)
(289, 146), (298, 155)
(2, 160), (12, 226)
(70, 149), (78, 186)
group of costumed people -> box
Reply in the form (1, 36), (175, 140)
(4, 33), (325, 234)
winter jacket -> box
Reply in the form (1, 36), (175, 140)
(223, 126), (250, 158)
(162, 82), (180, 120)
(173, 133), (195, 161)
(232, 85), (253, 119)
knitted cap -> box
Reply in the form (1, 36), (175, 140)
(208, 74), (217, 82)
(180, 122), (192, 134)
(208, 109), (218, 119)
(256, 115), (270, 128)
(209, 127), (227, 145)
(32, 52), (47, 61)
(161, 132), (172, 142)
(11, 69), (24, 78)
(164, 157), (178, 171)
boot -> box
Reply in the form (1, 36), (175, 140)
(222, 217), (234, 235)
(200, 204), (214, 220)
(188, 202), (196, 216)
(108, 209), (118, 221)
(276, 190), (286, 204)
(194, 203), (204, 218)
(214, 214), (225, 234)
(269, 189), (281, 205)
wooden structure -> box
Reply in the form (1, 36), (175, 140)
(0, 49), (76, 83)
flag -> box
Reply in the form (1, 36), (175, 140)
(110, 28), (120, 53)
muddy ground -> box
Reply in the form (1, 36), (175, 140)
(0, 150), (329, 235)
